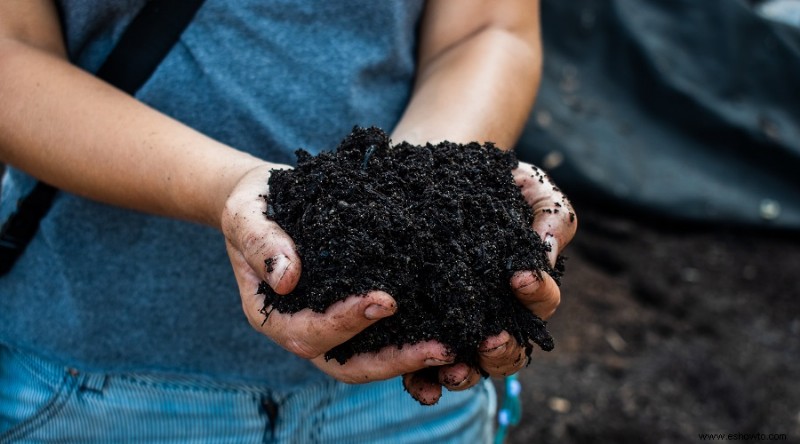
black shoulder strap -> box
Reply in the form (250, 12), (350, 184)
(97, 0), (206, 95)
(0, 0), (205, 275)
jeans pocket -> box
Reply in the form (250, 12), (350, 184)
(0, 346), (77, 441)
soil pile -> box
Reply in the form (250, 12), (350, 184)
(260, 126), (563, 369)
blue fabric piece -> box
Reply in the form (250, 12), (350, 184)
(518, 0), (800, 228)
(0, 345), (496, 443)
(0, 0), (425, 387)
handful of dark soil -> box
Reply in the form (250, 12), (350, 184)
(260, 126), (563, 370)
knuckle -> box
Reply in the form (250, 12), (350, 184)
(285, 336), (322, 360)
(481, 344), (523, 373)
(245, 311), (263, 331)
(241, 230), (268, 256)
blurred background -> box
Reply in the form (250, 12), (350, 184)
(500, 0), (800, 442)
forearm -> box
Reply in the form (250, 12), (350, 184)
(0, 39), (265, 228)
(392, 1), (541, 149)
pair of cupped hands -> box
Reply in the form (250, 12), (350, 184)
(221, 160), (576, 405)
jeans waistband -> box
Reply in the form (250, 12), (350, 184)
(0, 345), (305, 398)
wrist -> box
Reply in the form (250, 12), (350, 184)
(212, 157), (274, 229)
(173, 148), (269, 229)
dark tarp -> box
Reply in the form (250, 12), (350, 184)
(517, 0), (800, 229)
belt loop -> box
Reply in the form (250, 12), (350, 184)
(79, 372), (108, 393)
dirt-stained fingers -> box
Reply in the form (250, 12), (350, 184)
(437, 362), (482, 391)
(220, 163), (301, 294)
(403, 369), (443, 405)
(512, 161), (577, 267)
(510, 269), (561, 320)
(312, 340), (454, 386)
(478, 331), (529, 377)
(258, 291), (398, 360)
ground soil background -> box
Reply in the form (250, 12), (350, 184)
(496, 198), (800, 443)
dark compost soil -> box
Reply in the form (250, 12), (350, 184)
(502, 201), (800, 443)
(259, 127), (564, 369)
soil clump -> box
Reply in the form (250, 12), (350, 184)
(259, 126), (564, 370)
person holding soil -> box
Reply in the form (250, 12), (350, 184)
(0, 0), (575, 442)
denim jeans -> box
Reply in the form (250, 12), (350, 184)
(0, 345), (495, 443)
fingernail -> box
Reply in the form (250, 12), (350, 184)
(514, 271), (540, 296)
(424, 358), (453, 367)
(364, 304), (394, 320)
(266, 254), (290, 289)
(481, 342), (508, 357)
(452, 376), (470, 389)
(442, 372), (470, 389)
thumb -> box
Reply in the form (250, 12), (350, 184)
(241, 220), (301, 295)
(221, 166), (301, 295)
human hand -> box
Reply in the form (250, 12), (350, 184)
(411, 160), (577, 403)
(221, 164), (456, 394)
(479, 160), (577, 372)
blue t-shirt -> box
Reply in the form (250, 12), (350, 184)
(0, 0), (424, 389)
